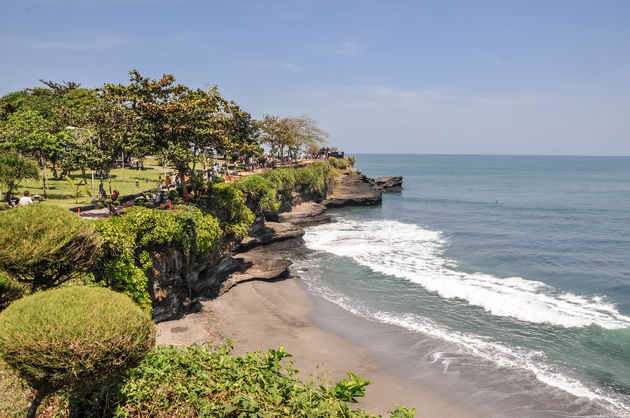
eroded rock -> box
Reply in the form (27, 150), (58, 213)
(371, 176), (403, 192)
(278, 202), (331, 226)
(323, 173), (382, 207)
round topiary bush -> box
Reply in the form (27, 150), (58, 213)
(0, 204), (103, 292)
(0, 286), (155, 417)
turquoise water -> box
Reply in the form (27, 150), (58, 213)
(294, 155), (630, 417)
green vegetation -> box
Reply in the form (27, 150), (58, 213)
(0, 272), (25, 311)
(0, 71), (330, 207)
(94, 206), (221, 311)
(329, 156), (351, 170)
(0, 150), (39, 199)
(74, 342), (414, 417)
(263, 161), (335, 195)
(0, 204), (103, 293)
(0, 286), (155, 417)
(202, 182), (256, 237)
(348, 156), (356, 167)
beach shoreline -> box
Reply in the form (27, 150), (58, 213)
(157, 275), (481, 417)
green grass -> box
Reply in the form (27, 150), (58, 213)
(13, 165), (167, 209)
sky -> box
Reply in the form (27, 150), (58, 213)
(1, 0), (629, 156)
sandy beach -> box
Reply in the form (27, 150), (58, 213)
(157, 277), (481, 417)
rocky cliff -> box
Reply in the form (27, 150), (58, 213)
(148, 168), (402, 322)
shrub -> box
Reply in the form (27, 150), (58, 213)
(95, 206), (221, 311)
(0, 286), (155, 417)
(329, 156), (350, 170)
(348, 156), (356, 167)
(0, 272), (25, 311)
(0, 204), (103, 293)
(262, 161), (334, 195)
(235, 175), (280, 212)
(201, 183), (255, 237)
(76, 343), (415, 417)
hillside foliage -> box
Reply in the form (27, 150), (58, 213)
(94, 206), (222, 311)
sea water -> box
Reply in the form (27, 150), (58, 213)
(292, 155), (630, 417)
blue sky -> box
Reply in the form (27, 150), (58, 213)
(1, 0), (629, 155)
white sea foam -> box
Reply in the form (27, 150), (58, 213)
(297, 272), (629, 415)
(303, 219), (630, 329)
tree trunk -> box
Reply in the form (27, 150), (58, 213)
(26, 389), (47, 418)
(80, 166), (87, 185)
(121, 151), (125, 182)
(191, 160), (197, 198)
(52, 163), (58, 180)
(40, 156), (48, 197)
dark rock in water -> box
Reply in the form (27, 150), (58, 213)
(371, 176), (403, 192)
(238, 221), (305, 250)
(278, 202), (331, 226)
(323, 173), (382, 207)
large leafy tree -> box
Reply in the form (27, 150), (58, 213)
(259, 115), (328, 158)
(102, 71), (245, 196)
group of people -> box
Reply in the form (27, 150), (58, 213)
(6, 191), (34, 208)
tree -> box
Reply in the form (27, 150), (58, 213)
(259, 114), (328, 158)
(0, 286), (155, 418)
(0, 204), (103, 293)
(0, 109), (63, 196)
(0, 151), (39, 199)
(102, 71), (237, 197)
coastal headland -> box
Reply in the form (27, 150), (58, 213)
(156, 169), (481, 416)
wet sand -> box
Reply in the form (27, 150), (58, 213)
(157, 278), (481, 417)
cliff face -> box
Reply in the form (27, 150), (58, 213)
(147, 169), (402, 323)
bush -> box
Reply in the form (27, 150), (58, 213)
(0, 204), (103, 293)
(95, 206), (222, 311)
(0, 286), (155, 417)
(0, 272), (25, 311)
(201, 183), (255, 237)
(262, 161), (334, 195)
(76, 343), (415, 417)
(329, 156), (350, 170)
(348, 156), (356, 167)
(235, 175), (280, 212)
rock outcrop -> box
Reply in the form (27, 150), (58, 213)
(238, 220), (305, 250)
(371, 176), (403, 192)
(278, 202), (330, 226)
(219, 241), (294, 296)
(147, 168), (402, 322)
(322, 173), (382, 207)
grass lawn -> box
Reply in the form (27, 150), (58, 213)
(12, 161), (171, 209)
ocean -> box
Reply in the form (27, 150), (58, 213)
(292, 155), (630, 417)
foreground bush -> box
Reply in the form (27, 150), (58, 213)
(0, 286), (155, 417)
(0, 272), (25, 311)
(0, 204), (103, 293)
(77, 343), (415, 417)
